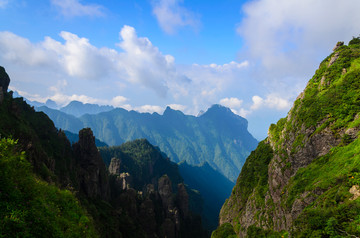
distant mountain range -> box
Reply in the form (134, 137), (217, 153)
(36, 102), (258, 182)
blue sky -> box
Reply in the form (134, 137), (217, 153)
(1, 0), (360, 140)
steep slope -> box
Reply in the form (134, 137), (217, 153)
(37, 104), (258, 182)
(216, 39), (360, 237)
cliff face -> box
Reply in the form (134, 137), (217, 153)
(73, 128), (110, 200)
(216, 39), (360, 237)
(104, 140), (208, 238)
(0, 66), (10, 103)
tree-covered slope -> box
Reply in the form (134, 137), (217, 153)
(37, 104), (258, 182)
(215, 38), (360, 237)
(99, 139), (183, 191)
(0, 138), (97, 238)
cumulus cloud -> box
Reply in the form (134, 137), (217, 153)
(218, 94), (290, 119)
(111, 96), (128, 107)
(219, 97), (243, 108)
(51, 0), (105, 17)
(238, 0), (360, 83)
(0, 26), (180, 98)
(250, 94), (291, 111)
(152, 0), (200, 34)
(118, 25), (176, 97)
(0, 31), (54, 67)
(44, 31), (116, 80)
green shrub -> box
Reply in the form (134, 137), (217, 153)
(0, 138), (98, 238)
(211, 223), (237, 238)
(349, 36), (360, 46)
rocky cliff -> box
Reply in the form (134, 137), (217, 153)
(215, 38), (360, 237)
(103, 140), (208, 237)
(73, 128), (110, 200)
(0, 66), (10, 103)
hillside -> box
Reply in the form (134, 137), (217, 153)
(214, 38), (360, 237)
(36, 104), (258, 182)
(0, 67), (207, 237)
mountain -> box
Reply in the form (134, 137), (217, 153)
(36, 104), (258, 182)
(35, 98), (258, 231)
(213, 39), (360, 237)
(0, 67), (207, 237)
(60, 100), (114, 117)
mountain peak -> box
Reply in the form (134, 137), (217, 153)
(201, 104), (236, 118)
(201, 104), (248, 127)
(163, 106), (184, 117)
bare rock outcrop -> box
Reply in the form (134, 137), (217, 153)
(109, 157), (121, 175)
(73, 128), (109, 200)
(0, 66), (10, 103)
(158, 175), (174, 210)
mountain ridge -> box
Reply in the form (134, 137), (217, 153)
(36, 101), (258, 182)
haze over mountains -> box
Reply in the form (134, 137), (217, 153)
(35, 102), (258, 183)
(25, 97), (258, 230)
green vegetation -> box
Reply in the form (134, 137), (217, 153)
(0, 138), (97, 237)
(0, 94), (77, 187)
(286, 43), (360, 134)
(211, 223), (237, 238)
(99, 139), (182, 190)
(246, 225), (288, 238)
(231, 141), (273, 208)
(287, 137), (360, 237)
(349, 35), (360, 46)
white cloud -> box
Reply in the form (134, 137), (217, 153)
(0, 31), (54, 67)
(135, 105), (163, 114)
(13, 85), (129, 108)
(250, 94), (291, 111)
(0, 0), (8, 8)
(118, 25), (177, 97)
(167, 104), (187, 111)
(111, 96), (128, 107)
(51, 0), (105, 17)
(219, 97), (243, 109)
(152, 0), (200, 34)
(175, 61), (250, 114)
(198, 61), (249, 71)
(238, 0), (360, 83)
(44, 31), (116, 80)
(0, 26), (180, 97)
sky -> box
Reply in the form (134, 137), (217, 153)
(1, 0), (360, 140)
